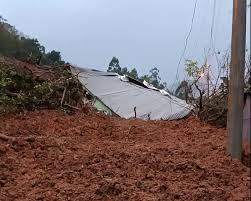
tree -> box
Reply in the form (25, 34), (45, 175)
(107, 57), (122, 74)
(121, 67), (128, 75)
(0, 16), (66, 65)
(139, 74), (151, 83)
(185, 60), (200, 78)
(106, 57), (169, 90)
(43, 50), (65, 65)
(46, 50), (61, 63)
(185, 59), (206, 109)
(0, 15), (6, 22)
(139, 67), (163, 89)
(175, 80), (192, 102)
(149, 67), (161, 88)
(128, 68), (139, 79)
(107, 57), (140, 79)
(159, 82), (167, 90)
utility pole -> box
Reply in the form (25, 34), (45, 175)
(227, 0), (247, 160)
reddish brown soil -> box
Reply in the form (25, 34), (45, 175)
(0, 110), (250, 201)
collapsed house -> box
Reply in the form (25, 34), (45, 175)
(71, 67), (193, 120)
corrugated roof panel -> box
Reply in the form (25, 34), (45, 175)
(71, 67), (193, 120)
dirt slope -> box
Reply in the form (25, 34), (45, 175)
(0, 110), (250, 201)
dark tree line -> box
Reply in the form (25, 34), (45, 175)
(0, 16), (171, 91)
(0, 16), (65, 65)
(107, 56), (168, 90)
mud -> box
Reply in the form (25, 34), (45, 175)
(0, 110), (250, 201)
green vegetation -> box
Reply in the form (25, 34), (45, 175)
(0, 15), (170, 91)
(0, 58), (86, 114)
(107, 56), (168, 90)
(0, 70), (52, 112)
(0, 15), (65, 65)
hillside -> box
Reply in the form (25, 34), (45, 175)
(0, 16), (65, 65)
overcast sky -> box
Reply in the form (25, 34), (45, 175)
(0, 0), (250, 85)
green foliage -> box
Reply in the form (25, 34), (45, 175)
(107, 57), (140, 80)
(121, 67), (128, 75)
(185, 60), (200, 78)
(149, 67), (161, 88)
(175, 80), (193, 101)
(42, 50), (65, 65)
(0, 16), (65, 65)
(0, 70), (54, 112)
(139, 67), (167, 89)
(127, 68), (139, 80)
(159, 82), (167, 90)
(139, 74), (151, 83)
(107, 57), (121, 74)
(107, 57), (169, 90)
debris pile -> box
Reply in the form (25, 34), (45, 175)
(0, 57), (88, 114)
(198, 91), (228, 127)
(0, 110), (249, 200)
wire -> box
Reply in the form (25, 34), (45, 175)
(174, 0), (198, 85)
(204, 0), (217, 91)
(205, 0), (217, 60)
(210, 0), (217, 50)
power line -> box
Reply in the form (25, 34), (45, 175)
(205, 0), (217, 90)
(205, 0), (217, 59)
(210, 0), (217, 48)
(174, 0), (198, 85)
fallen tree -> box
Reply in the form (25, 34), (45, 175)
(0, 56), (89, 114)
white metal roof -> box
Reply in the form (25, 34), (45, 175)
(71, 67), (193, 120)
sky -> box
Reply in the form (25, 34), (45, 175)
(0, 0), (250, 85)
